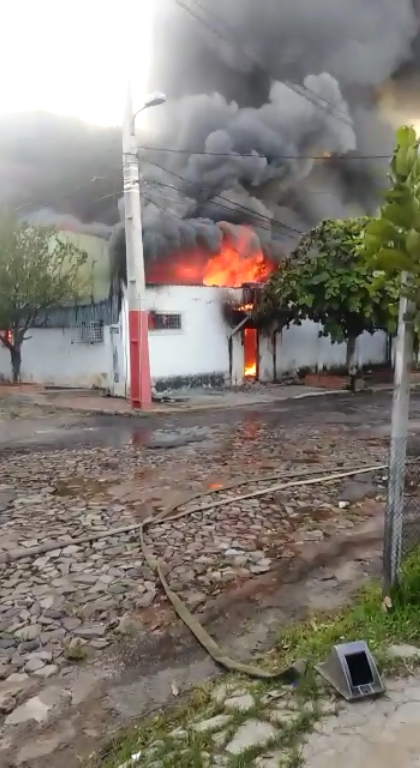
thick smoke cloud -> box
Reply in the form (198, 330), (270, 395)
(1, 0), (420, 283)
(107, 0), (420, 277)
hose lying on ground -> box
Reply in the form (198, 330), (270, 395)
(0, 461), (387, 564)
(139, 461), (388, 680)
(0, 460), (390, 682)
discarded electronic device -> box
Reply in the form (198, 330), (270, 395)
(315, 640), (385, 701)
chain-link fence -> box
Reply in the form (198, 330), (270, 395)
(383, 437), (420, 589)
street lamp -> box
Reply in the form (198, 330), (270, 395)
(122, 86), (166, 409)
(134, 92), (167, 119)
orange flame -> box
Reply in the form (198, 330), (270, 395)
(146, 226), (275, 287)
(203, 227), (274, 287)
(243, 327), (257, 379)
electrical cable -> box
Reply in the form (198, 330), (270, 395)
(138, 146), (392, 160)
(188, 0), (354, 126)
(143, 179), (302, 240)
(8, 147), (392, 219)
(174, 0), (353, 128)
(141, 191), (299, 255)
(141, 156), (304, 237)
(13, 176), (115, 214)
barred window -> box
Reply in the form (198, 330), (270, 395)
(148, 312), (182, 331)
(72, 320), (104, 344)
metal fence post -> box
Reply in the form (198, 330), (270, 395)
(383, 272), (414, 593)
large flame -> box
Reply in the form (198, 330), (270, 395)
(146, 226), (275, 287)
(203, 227), (274, 287)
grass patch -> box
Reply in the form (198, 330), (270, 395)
(89, 550), (420, 768)
(269, 548), (420, 680)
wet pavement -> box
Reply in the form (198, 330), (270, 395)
(0, 389), (415, 454)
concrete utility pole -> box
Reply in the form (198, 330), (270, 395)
(384, 272), (415, 591)
(122, 84), (166, 408)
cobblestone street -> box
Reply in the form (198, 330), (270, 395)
(0, 389), (418, 765)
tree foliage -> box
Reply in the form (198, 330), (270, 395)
(258, 217), (400, 349)
(362, 125), (420, 308)
(0, 212), (90, 382)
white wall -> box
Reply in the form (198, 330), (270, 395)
(259, 333), (275, 382)
(230, 330), (244, 386)
(0, 327), (111, 388)
(275, 320), (387, 375)
(0, 289), (389, 391)
(121, 285), (238, 387)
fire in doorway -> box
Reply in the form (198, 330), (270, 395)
(243, 327), (257, 379)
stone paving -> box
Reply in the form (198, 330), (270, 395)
(0, 430), (387, 697)
(0, 398), (392, 761)
(302, 676), (420, 767)
(115, 678), (337, 767)
(116, 671), (420, 767)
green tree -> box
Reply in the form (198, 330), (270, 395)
(0, 213), (90, 382)
(363, 125), (420, 312)
(258, 217), (400, 386)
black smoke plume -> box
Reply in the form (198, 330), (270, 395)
(110, 0), (420, 284)
(1, 1), (420, 286)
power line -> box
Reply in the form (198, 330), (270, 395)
(13, 176), (110, 214)
(141, 190), (290, 266)
(174, 0), (353, 128)
(142, 155), (304, 238)
(143, 178), (302, 240)
(139, 146), (391, 160)
(187, 0), (353, 125)
(8, 145), (388, 220)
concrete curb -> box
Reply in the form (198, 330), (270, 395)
(28, 387), (351, 417)
(10, 381), (420, 418)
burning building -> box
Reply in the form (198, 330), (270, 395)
(107, 0), (420, 389)
(2, 1), (420, 389)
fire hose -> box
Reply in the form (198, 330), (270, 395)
(0, 460), (389, 682)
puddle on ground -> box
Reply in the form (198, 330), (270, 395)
(53, 477), (114, 498)
(129, 426), (214, 449)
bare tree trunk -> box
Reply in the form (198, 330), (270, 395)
(346, 335), (357, 392)
(10, 346), (22, 384)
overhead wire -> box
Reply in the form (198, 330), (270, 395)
(141, 155), (304, 238)
(188, 0), (354, 125)
(140, 191), (294, 274)
(143, 177), (302, 240)
(6, 0), (394, 222)
(8, 146), (392, 218)
(12, 176), (115, 214)
(174, 0), (354, 127)
(138, 146), (392, 160)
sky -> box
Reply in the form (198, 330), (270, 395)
(1, 0), (153, 125)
